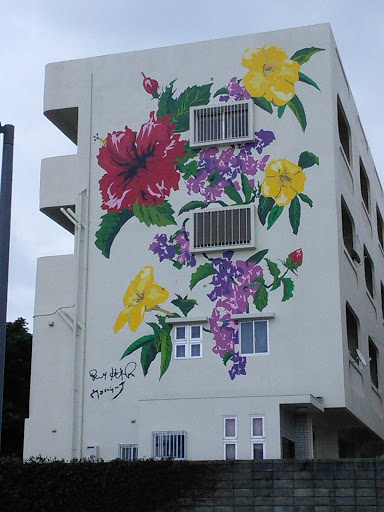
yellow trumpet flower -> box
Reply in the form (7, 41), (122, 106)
(261, 159), (306, 207)
(113, 266), (169, 333)
(242, 44), (300, 106)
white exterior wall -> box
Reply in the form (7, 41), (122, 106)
(24, 24), (384, 461)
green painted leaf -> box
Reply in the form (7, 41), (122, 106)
(258, 195), (275, 225)
(190, 262), (216, 290)
(171, 84), (213, 132)
(299, 193), (313, 207)
(291, 47), (325, 65)
(287, 95), (307, 132)
(213, 87), (229, 98)
(121, 335), (155, 360)
(157, 315), (173, 335)
(252, 97), (273, 114)
(171, 296), (198, 317)
(253, 284), (268, 312)
(241, 174), (253, 203)
(270, 277), (281, 291)
(95, 209), (134, 258)
(251, 276), (265, 284)
(289, 196), (301, 235)
(147, 322), (161, 336)
(133, 200), (177, 227)
(178, 160), (199, 180)
(224, 184), (244, 205)
(178, 201), (208, 215)
(246, 249), (269, 264)
(159, 331), (172, 380)
(298, 72), (320, 91)
(298, 151), (319, 169)
(265, 258), (281, 278)
(157, 79), (176, 119)
(223, 350), (234, 366)
(282, 277), (295, 302)
(173, 261), (183, 270)
(267, 204), (284, 230)
(141, 341), (159, 377)
(277, 105), (286, 118)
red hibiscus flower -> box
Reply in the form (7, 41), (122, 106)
(97, 112), (186, 211)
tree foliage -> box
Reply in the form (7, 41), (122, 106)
(1, 318), (32, 457)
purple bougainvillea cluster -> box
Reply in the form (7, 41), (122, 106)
(149, 227), (196, 269)
(186, 130), (275, 204)
(219, 76), (251, 102)
(207, 251), (263, 379)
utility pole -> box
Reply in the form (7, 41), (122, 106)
(0, 123), (15, 453)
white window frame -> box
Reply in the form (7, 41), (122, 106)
(174, 324), (203, 359)
(190, 99), (254, 148)
(152, 431), (186, 460)
(250, 415), (265, 460)
(191, 204), (256, 253)
(239, 320), (269, 356)
(118, 443), (138, 461)
(223, 416), (237, 460)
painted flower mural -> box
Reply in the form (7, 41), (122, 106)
(98, 112), (185, 212)
(94, 41), (324, 380)
(113, 266), (169, 333)
(242, 44), (300, 106)
(261, 159), (306, 206)
(215, 44), (324, 131)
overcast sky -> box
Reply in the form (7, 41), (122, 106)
(1, 0), (384, 330)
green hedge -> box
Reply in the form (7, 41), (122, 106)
(0, 457), (214, 512)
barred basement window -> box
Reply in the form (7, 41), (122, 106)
(190, 100), (254, 147)
(118, 444), (138, 461)
(192, 205), (254, 251)
(152, 431), (186, 459)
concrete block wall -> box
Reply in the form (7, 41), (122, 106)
(181, 459), (384, 511)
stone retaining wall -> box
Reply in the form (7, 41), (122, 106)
(181, 459), (384, 512)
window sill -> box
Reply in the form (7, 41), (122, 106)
(340, 145), (353, 179)
(343, 249), (358, 278)
(166, 316), (208, 324)
(232, 311), (275, 321)
(371, 384), (381, 398)
(361, 201), (372, 227)
(366, 290), (377, 315)
(349, 356), (363, 374)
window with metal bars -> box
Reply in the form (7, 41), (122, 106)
(152, 431), (186, 459)
(118, 443), (138, 461)
(192, 206), (254, 251)
(190, 100), (254, 147)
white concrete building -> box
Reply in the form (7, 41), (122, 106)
(24, 23), (384, 461)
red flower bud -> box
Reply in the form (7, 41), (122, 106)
(141, 72), (159, 96)
(288, 248), (303, 267)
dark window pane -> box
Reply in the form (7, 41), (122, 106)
(254, 321), (268, 353)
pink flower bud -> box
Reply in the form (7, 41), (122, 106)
(288, 248), (303, 267)
(141, 72), (159, 96)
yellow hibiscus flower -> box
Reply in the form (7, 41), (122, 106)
(242, 44), (300, 106)
(113, 266), (169, 333)
(261, 159), (306, 207)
